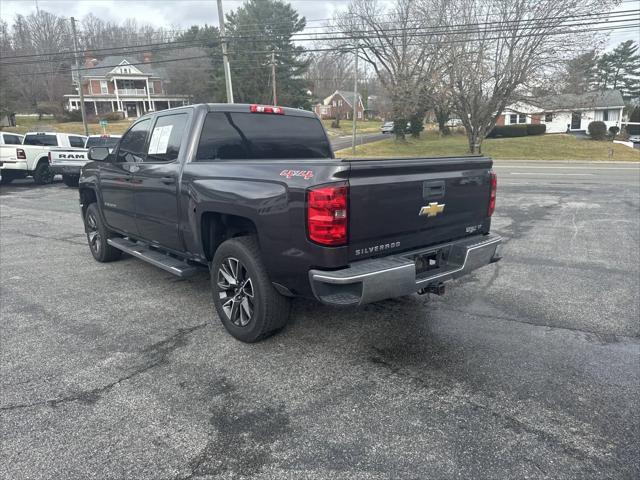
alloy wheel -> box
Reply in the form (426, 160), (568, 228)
(86, 212), (101, 255)
(217, 257), (255, 327)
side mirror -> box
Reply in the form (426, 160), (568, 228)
(88, 146), (110, 162)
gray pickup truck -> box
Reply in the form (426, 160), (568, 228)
(79, 104), (501, 342)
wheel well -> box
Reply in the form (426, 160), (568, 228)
(34, 157), (48, 170)
(79, 188), (97, 216)
(201, 212), (258, 261)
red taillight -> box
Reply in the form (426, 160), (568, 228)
(488, 171), (497, 216)
(16, 148), (26, 160)
(307, 183), (348, 246)
(250, 104), (284, 114)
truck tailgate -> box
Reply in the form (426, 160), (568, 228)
(346, 156), (493, 260)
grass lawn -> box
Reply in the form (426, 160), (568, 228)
(3, 116), (133, 136)
(322, 119), (381, 136)
(337, 132), (640, 161)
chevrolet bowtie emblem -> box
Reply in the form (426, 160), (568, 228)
(419, 202), (445, 217)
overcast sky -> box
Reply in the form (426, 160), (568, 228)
(0, 0), (636, 49)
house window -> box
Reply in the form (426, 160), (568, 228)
(148, 82), (154, 94)
(338, 100), (343, 107)
(357, 111), (362, 119)
(602, 110), (609, 121)
(545, 113), (553, 122)
(518, 114), (526, 124)
(100, 80), (108, 94)
(509, 114), (517, 124)
(332, 101), (336, 107)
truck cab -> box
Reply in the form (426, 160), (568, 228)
(1, 132), (87, 185)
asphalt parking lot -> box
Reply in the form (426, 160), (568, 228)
(1, 162), (639, 480)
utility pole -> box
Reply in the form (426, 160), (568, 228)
(70, 17), (89, 136)
(351, 44), (359, 154)
(217, 0), (234, 103)
(271, 51), (277, 105)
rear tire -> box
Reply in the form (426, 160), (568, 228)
(62, 174), (79, 187)
(32, 160), (53, 185)
(84, 203), (122, 262)
(0, 174), (13, 185)
(211, 236), (290, 343)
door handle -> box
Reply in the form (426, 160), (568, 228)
(161, 176), (175, 185)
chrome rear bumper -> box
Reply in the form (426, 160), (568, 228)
(309, 234), (502, 306)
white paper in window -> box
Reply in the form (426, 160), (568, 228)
(148, 126), (162, 154)
(148, 125), (173, 155)
(155, 125), (173, 154)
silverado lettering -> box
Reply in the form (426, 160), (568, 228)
(78, 103), (501, 343)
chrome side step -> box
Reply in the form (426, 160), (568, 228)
(107, 237), (202, 278)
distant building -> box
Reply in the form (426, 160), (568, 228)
(64, 54), (190, 119)
(314, 90), (364, 120)
(496, 90), (625, 133)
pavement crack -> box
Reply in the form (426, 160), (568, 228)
(0, 323), (207, 412)
(8, 229), (86, 246)
(433, 304), (638, 339)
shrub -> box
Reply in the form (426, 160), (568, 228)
(526, 124), (546, 136)
(408, 114), (424, 138)
(588, 121), (607, 140)
(62, 110), (84, 122)
(100, 111), (123, 122)
(608, 126), (620, 138)
(489, 124), (528, 138)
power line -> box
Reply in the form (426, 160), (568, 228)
(3, 8), (636, 63)
(6, 22), (639, 78)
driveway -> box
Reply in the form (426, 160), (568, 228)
(1, 162), (638, 479)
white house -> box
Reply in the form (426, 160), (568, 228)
(497, 90), (625, 134)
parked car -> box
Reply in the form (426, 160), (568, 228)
(49, 135), (121, 187)
(380, 121), (394, 134)
(79, 104), (501, 343)
(0, 132), (24, 145)
(0, 132), (86, 184)
(380, 121), (411, 134)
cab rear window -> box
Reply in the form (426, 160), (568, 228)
(85, 137), (120, 148)
(24, 134), (57, 146)
(196, 112), (332, 160)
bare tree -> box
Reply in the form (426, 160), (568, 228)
(306, 50), (353, 100)
(335, 0), (445, 139)
(437, 0), (615, 153)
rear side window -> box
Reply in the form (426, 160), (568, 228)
(69, 136), (85, 148)
(24, 134), (58, 146)
(145, 113), (188, 162)
(85, 136), (120, 148)
(196, 112), (332, 161)
(2, 134), (22, 145)
(116, 119), (150, 163)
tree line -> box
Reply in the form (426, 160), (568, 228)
(1, 0), (637, 153)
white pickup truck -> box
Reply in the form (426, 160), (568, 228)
(49, 134), (121, 187)
(0, 131), (86, 185)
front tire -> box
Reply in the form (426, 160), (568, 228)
(84, 203), (122, 262)
(62, 174), (79, 187)
(32, 160), (53, 185)
(211, 236), (290, 343)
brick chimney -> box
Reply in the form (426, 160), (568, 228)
(143, 52), (152, 64)
(84, 52), (98, 68)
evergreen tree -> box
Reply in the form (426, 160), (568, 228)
(595, 40), (640, 101)
(562, 50), (597, 94)
(224, 0), (310, 108)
